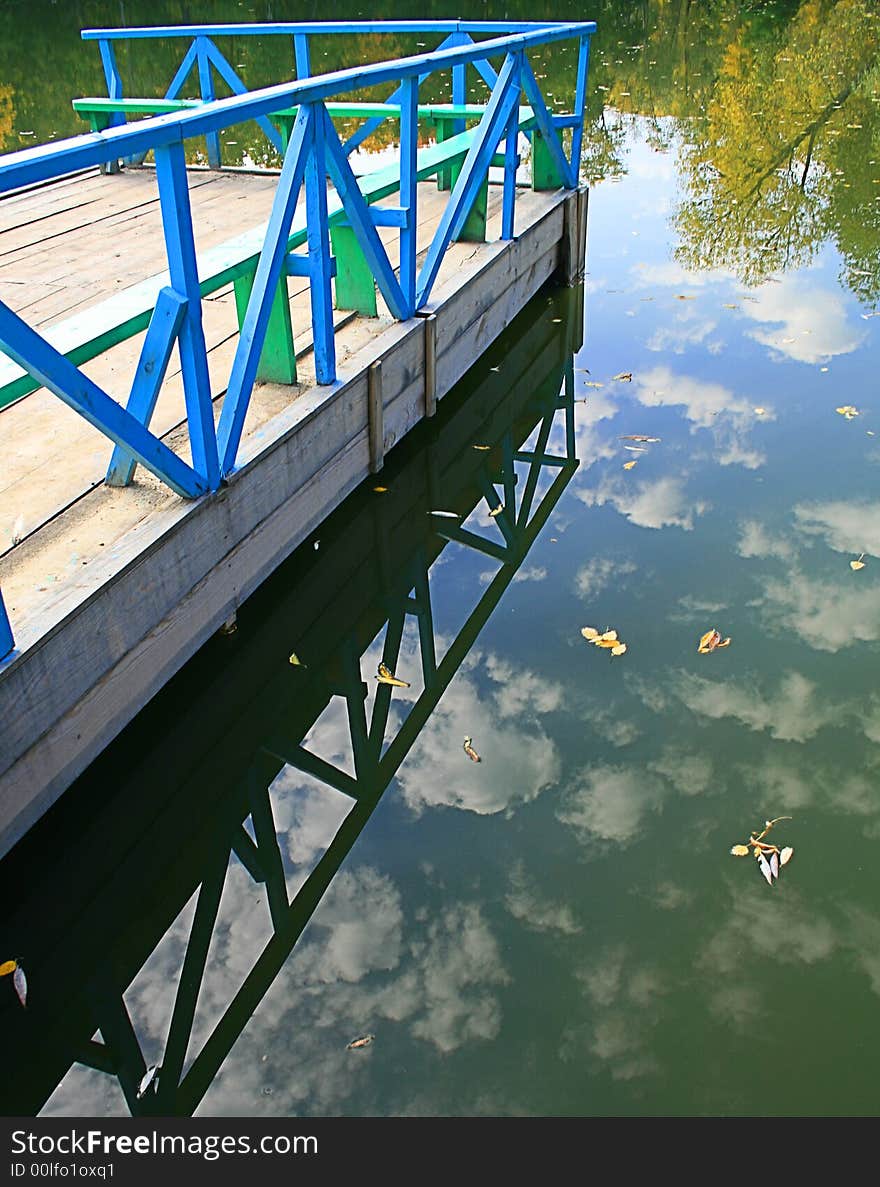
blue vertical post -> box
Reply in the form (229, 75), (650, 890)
(293, 34), (311, 78)
(399, 77), (419, 316)
(97, 38), (125, 171)
(570, 35), (592, 182)
(304, 104), (336, 385)
(154, 142), (220, 490)
(196, 36), (221, 169)
(501, 54), (522, 241)
(98, 39), (124, 114)
(0, 589), (13, 661)
(452, 60), (467, 134)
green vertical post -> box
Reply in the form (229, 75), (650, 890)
(530, 130), (565, 190)
(449, 157), (487, 242)
(435, 118), (452, 192)
(330, 223), (378, 316)
(233, 266), (297, 385)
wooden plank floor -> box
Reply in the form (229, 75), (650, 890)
(0, 167), (563, 642)
(0, 167), (529, 556)
(0, 162), (571, 855)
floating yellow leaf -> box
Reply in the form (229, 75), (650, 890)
(473, 444), (491, 451)
(674, 294), (696, 300)
(0, 959), (16, 977)
(596, 638), (619, 648)
(581, 626), (599, 640)
(373, 485), (388, 493)
(376, 662), (410, 688)
(288, 652), (304, 666)
(698, 628), (721, 652)
(754, 407), (766, 415)
(612, 371), (633, 382)
(623, 460), (637, 470)
(599, 630), (618, 641)
(346, 1035), (375, 1050)
(583, 381), (604, 389)
(836, 405), (859, 419)
(698, 628), (731, 653)
(850, 554), (866, 571)
(610, 643), (627, 656)
(730, 845), (750, 857)
(488, 505), (504, 517)
(463, 735), (482, 762)
(723, 303), (740, 309)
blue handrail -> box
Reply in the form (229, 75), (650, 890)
(0, 21), (595, 657)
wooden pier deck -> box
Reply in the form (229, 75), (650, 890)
(0, 163), (581, 857)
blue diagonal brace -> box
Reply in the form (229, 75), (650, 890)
(520, 58), (576, 189)
(0, 299), (205, 498)
(155, 142), (220, 489)
(341, 31), (461, 155)
(322, 109), (408, 320)
(473, 56), (499, 92)
(205, 39), (283, 154)
(0, 591), (13, 662)
(164, 40), (200, 101)
(218, 106), (312, 473)
(434, 524), (511, 563)
(416, 54), (521, 308)
(106, 287), (188, 487)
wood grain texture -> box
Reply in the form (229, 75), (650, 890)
(0, 184), (569, 856)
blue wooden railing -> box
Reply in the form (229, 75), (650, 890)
(84, 20), (586, 169)
(0, 20), (595, 661)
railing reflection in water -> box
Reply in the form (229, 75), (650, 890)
(0, 287), (583, 1117)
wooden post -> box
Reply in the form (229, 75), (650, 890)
(449, 157), (488, 242)
(423, 313), (437, 417)
(330, 223), (377, 316)
(576, 185), (590, 280)
(559, 190), (579, 286)
(368, 360), (384, 474)
(530, 129), (564, 190)
(233, 267), (298, 385)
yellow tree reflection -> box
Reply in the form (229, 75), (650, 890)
(674, 0), (880, 301)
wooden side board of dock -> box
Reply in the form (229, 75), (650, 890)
(0, 168), (587, 859)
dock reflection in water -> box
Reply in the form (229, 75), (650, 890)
(0, 287), (582, 1117)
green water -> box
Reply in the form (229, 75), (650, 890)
(1, 0), (880, 1118)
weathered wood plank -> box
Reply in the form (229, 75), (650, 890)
(0, 183), (568, 851)
(0, 269), (569, 854)
(368, 360), (384, 473)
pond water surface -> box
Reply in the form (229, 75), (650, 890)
(1, 0), (879, 1118)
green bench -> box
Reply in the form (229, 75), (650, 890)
(0, 100), (544, 409)
(73, 97), (504, 174)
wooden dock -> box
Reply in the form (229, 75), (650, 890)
(0, 17), (595, 859)
(0, 164), (584, 858)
